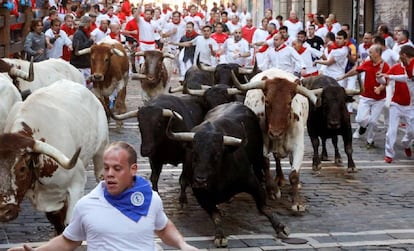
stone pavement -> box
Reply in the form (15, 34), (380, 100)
(1, 73), (414, 250)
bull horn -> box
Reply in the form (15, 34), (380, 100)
(296, 85), (318, 105)
(110, 110), (138, 120)
(9, 58), (34, 81)
(201, 85), (211, 90)
(76, 47), (91, 56)
(344, 88), (361, 95)
(135, 51), (145, 57)
(232, 69), (265, 90)
(311, 88), (324, 96)
(131, 73), (147, 79)
(223, 136), (242, 146)
(167, 132), (195, 142)
(238, 66), (254, 74)
(111, 48), (125, 57)
(33, 140), (81, 170)
(162, 109), (183, 120)
(169, 86), (183, 93)
(196, 55), (215, 72)
(227, 88), (244, 95)
(163, 52), (175, 59)
(187, 88), (206, 96)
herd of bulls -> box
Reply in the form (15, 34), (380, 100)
(0, 38), (363, 248)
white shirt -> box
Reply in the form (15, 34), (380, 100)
(184, 15), (203, 33)
(162, 21), (186, 44)
(45, 29), (72, 59)
(323, 46), (349, 78)
(283, 19), (304, 38)
(222, 37), (250, 65)
(315, 26), (328, 42)
(63, 180), (168, 251)
(358, 43), (371, 61)
(381, 48), (399, 67)
(252, 28), (268, 46)
(227, 22), (242, 34)
(139, 16), (156, 43)
(192, 36), (219, 66)
(91, 28), (111, 43)
(239, 11), (251, 26)
(296, 46), (323, 75)
(261, 45), (306, 73)
(152, 17), (165, 40)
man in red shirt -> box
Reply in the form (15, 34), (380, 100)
(338, 44), (390, 148)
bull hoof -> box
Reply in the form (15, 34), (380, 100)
(276, 224), (290, 239)
(320, 155), (329, 161)
(335, 158), (343, 165)
(291, 203), (306, 212)
(275, 176), (286, 187)
(347, 167), (357, 173)
(214, 236), (228, 247)
(312, 163), (322, 171)
(179, 195), (188, 208)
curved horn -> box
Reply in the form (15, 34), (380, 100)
(311, 88), (324, 96)
(76, 47), (91, 56)
(169, 85), (184, 93)
(227, 88), (244, 95)
(232, 70), (265, 90)
(163, 52), (175, 59)
(296, 85), (318, 105)
(33, 140), (81, 170)
(162, 109), (183, 120)
(201, 85), (212, 90)
(8, 58), (34, 81)
(223, 136), (243, 146)
(111, 48), (125, 57)
(187, 88), (206, 96)
(110, 110), (138, 120)
(238, 66), (254, 74)
(344, 88), (361, 95)
(131, 73), (147, 80)
(167, 132), (195, 142)
(135, 51), (145, 57)
(196, 55), (216, 72)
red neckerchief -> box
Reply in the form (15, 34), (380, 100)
(99, 26), (108, 33)
(109, 32), (120, 41)
(297, 46), (306, 54)
(267, 16), (273, 21)
(185, 30), (198, 38)
(82, 27), (91, 38)
(318, 24), (324, 29)
(107, 13), (113, 18)
(288, 17), (299, 23)
(144, 18), (151, 23)
(333, 19), (338, 24)
(162, 9), (168, 15)
(327, 25), (333, 32)
(284, 37), (288, 42)
(363, 43), (372, 49)
(172, 19), (180, 25)
(383, 34), (390, 39)
(399, 39), (409, 45)
(275, 44), (287, 51)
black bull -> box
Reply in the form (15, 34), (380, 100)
(301, 75), (360, 173)
(166, 102), (289, 248)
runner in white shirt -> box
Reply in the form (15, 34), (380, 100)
(221, 28), (250, 65)
(91, 16), (111, 43)
(283, 10), (303, 39)
(184, 5), (203, 33)
(174, 25), (219, 66)
(45, 19), (72, 59)
(260, 33), (306, 73)
(314, 30), (349, 87)
(292, 38), (324, 77)
(137, 6), (157, 51)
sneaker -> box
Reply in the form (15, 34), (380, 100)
(358, 126), (367, 135)
(404, 148), (412, 157)
(352, 129), (360, 139)
(366, 141), (375, 149)
(384, 156), (393, 163)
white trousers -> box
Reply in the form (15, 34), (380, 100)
(178, 49), (193, 81)
(385, 103), (411, 158)
(355, 96), (385, 144)
(341, 75), (358, 112)
(401, 105), (414, 149)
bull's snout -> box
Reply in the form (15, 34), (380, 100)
(328, 121), (341, 129)
(193, 176), (208, 188)
(146, 75), (156, 81)
(268, 127), (284, 139)
(0, 204), (19, 222)
(92, 74), (104, 81)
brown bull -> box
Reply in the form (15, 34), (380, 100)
(133, 50), (175, 103)
(77, 39), (129, 120)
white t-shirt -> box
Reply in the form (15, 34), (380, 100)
(222, 37), (250, 65)
(283, 19), (304, 38)
(192, 36), (219, 66)
(261, 45), (306, 73)
(45, 29), (72, 59)
(91, 28), (111, 43)
(323, 46), (349, 79)
(63, 180), (168, 251)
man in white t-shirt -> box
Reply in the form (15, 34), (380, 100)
(314, 30), (349, 87)
(221, 28), (250, 65)
(8, 141), (199, 251)
(175, 25), (219, 66)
